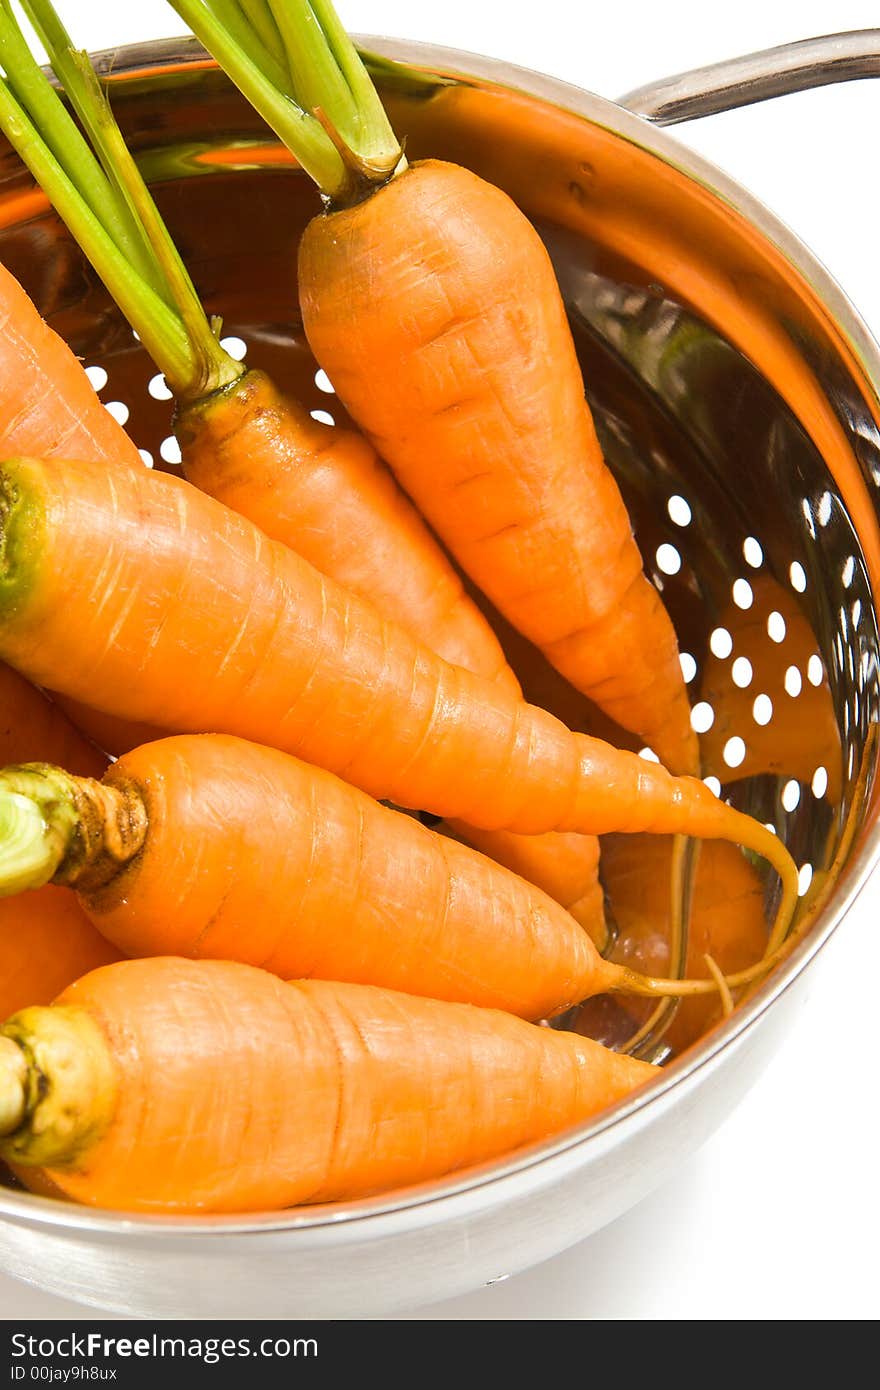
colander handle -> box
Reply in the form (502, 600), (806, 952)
(619, 29), (880, 125)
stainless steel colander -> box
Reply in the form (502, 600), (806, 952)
(0, 32), (878, 1319)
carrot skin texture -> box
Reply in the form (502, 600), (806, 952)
(0, 663), (119, 1017)
(298, 160), (698, 775)
(0, 661), (105, 778)
(0, 263), (143, 472)
(31, 959), (655, 1212)
(75, 734), (613, 1018)
(177, 368), (601, 927)
(0, 456), (773, 848)
(442, 820), (605, 942)
(177, 368), (517, 690)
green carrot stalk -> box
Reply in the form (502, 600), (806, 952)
(168, 0), (404, 200)
(0, 1), (240, 400)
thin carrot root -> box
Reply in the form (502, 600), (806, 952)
(703, 955), (734, 1017)
(623, 832), (693, 1059)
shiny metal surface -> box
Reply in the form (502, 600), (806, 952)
(0, 36), (879, 1318)
(621, 30), (880, 124)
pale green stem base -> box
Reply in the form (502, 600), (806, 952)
(0, 766), (79, 897)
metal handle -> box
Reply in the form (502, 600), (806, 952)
(620, 29), (880, 125)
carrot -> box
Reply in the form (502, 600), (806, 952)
(0, 1), (603, 926)
(0, 957), (656, 1212)
(0, 453), (798, 954)
(0, 663), (119, 1018)
(0, 734), (678, 1018)
(164, 0), (696, 778)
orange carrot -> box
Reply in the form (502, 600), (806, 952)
(0, 958), (655, 1212)
(298, 159), (696, 776)
(0, 5), (601, 922)
(0, 262), (142, 473)
(440, 820), (606, 947)
(0, 735), (628, 1018)
(0, 453), (798, 949)
(162, 0), (696, 776)
(0, 662), (119, 1017)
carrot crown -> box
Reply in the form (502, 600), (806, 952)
(0, 1005), (117, 1167)
(0, 762), (146, 897)
(167, 0), (406, 205)
(0, 0), (242, 401)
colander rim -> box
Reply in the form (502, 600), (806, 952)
(1, 33), (878, 1240)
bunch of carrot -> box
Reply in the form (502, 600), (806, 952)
(0, 0), (802, 1215)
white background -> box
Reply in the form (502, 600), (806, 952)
(1, 0), (879, 1320)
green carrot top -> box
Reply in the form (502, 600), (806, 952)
(166, 0), (406, 204)
(0, 0), (242, 400)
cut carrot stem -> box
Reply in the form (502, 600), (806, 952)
(0, 455), (799, 952)
(0, 959), (656, 1211)
(0, 667), (121, 1020)
(0, 1001), (117, 1167)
